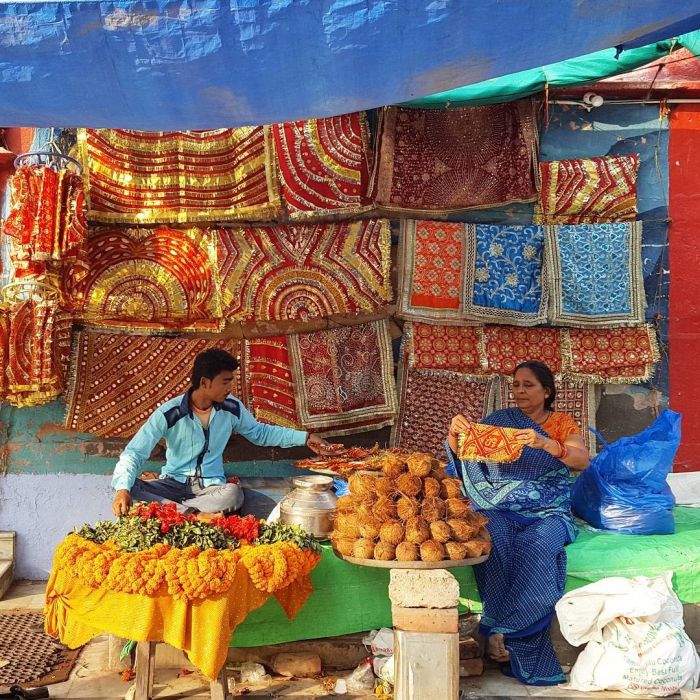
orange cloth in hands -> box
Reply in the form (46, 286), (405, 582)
(457, 422), (525, 463)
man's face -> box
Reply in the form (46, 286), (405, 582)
(201, 370), (234, 403)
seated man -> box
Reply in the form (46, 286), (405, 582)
(112, 348), (338, 516)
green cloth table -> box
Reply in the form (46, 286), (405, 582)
(232, 507), (700, 647)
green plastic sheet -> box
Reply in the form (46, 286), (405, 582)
(404, 32), (700, 108)
(232, 508), (700, 647)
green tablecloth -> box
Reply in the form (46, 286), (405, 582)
(232, 507), (700, 647)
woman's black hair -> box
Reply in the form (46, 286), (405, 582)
(192, 349), (239, 388)
(514, 360), (556, 410)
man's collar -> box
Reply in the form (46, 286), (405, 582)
(182, 387), (224, 417)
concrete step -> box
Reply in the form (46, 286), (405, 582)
(0, 560), (13, 601)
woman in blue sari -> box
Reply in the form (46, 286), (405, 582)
(447, 360), (589, 686)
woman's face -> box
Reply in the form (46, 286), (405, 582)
(512, 367), (550, 413)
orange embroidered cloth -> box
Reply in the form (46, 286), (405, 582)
(407, 321), (484, 374)
(483, 326), (562, 374)
(45, 559), (313, 680)
(78, 128), (281, 223)
(272, 113), (372, 220)
(370, 100), (539, 214)
(457, 422), (525, 463)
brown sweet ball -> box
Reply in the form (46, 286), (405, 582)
(374, 542), (397, 561)
(332, 537), (357, 557)
(358, 516), (382, 540)
(352, 538), (376, 559)
(333, 513), (360, 539)
(375, 476), (397, 498)
(429, 464), (447, 481)
(374, 496), (398, 522)
(405, 516), (430, 544)
(420, 539), (446, 562)
(422, 476), (441, 499)
(445, 541), (468, 560)
(396, 473), (422, 497)
(406, 452), (433, 478)
(421, 497), (447, 523)
(429, 520), (452, 544)
(469, 513), (490, 529)
(445, 497), (471, 518)
(396, 496), (420, 521)
(356, 501), (376, 522)
(382, 455), (407, 478)
(336, 494), (360, 512)
(395, 542), (419, 561)
(477, 536), (493, 556)
(441, 478), (464, 500)
(462, 540), (486, 558)
(446, 518), (479, 542)
(348, 473), (378, 499)
(379, 520), (405, 545)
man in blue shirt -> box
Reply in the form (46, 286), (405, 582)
(111, 348), (339, 516)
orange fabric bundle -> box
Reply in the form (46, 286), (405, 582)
(457, 422), (524, 463)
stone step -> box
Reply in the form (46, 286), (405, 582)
(0, 560), (13, 601)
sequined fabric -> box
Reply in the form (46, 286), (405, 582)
(370, 100), (539, 214)
(483, 326), (562, 375)
(64, 331), (243, 438)
(69, 227), (222, 332)
(406, 321), (484, 374)
(535, 155), (639, 224)
(272, 113), (372, 220)
(217, 219), (391, 322)
(78, 128), (281, 223)
(287, 321), (397, 435)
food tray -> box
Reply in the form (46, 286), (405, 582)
(333, 552), (489, 569)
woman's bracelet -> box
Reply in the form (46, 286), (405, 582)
(552, 439), (568, 460)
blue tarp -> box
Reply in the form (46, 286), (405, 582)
(0, 2), (700, 129)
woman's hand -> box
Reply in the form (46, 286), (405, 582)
(514, 428), (553, 451)
(449, 414), (472, 438)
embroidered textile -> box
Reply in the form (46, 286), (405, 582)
(562, 325), (660, 382)
(407, 321), (484, 374)
(287, 321), (397, 434)
(465, 224), (547, 325)
(370, 100), (539, 214)
(546, 222), (645, 327)
(64, 331), (243, 438)
(483, 326), (562, 374)
(217, 219), (391, 322)
(391, 360), (494, 458)
(497, 378), (597, 453)
(3, 165), (88, 281)
(272, 113), (372, 220)
(78, 128), (280, 223)
(70, 227), (222, 332)
(245, 337), (301, 429)
(534, 155), (639, 224)
(457, 422), (524, 463)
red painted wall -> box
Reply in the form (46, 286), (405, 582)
(669, 105), (700, 471)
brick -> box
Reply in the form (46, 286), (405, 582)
(459, 657), (484, 677)
(392, 605), (458, 634)
(459, 637), (481, 659)
(388, 569), (460, 609)
(270, 652), (321, 678)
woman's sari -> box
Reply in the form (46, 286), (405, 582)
(446, 407), (577, 686)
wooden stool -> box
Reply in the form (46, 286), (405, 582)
(133, 641), (228, 700)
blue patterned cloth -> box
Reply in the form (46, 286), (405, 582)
(468, 224), (545, 318)
(446, 407), (577, 686)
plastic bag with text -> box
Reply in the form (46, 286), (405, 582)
(556, 573), (700, 696)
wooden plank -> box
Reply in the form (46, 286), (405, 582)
(134, 641), (156, 700)
(210, 665), (228, 700)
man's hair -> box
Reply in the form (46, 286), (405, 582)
(192, 349), (239, 388)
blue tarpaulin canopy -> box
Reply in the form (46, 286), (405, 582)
(1, 1), (700, 130)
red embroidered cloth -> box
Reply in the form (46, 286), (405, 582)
(64, 331), (243, 438)
(217, 220), (391, 322)
(407, 322), (484, 374)
(483, 326), (562, 374)
(535, 155), (639, 224)
(78, 128), (281, 223)
(272, 113), (372, 220)
(370, 100), (539, 214)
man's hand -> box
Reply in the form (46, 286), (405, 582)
(306, 433), (345, 457)
(112, 489), (132, 516)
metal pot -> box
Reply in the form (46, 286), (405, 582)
(279, 475), (337, 539)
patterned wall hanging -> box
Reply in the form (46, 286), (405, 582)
(405, 321), (485, 374)
(272, 112), (372, 220)
(546, 222), (645, 327)
(69, 227), (222, 332)
(463, 223), (548, 325)
(78, 128), (281, 223)
(561, 325), (660, 383)
(245, 336), (301, 429)
(496, 376), (597, 454)
(287, 320), (397, 435)
(534, 154), (639, 224)
(217, 219), (391, 323)
(64, 331), (244, 438)
(369, 99), (539, 214)
(482, 325), (562, 375)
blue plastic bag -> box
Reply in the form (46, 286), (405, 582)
(571, 409), (681, 535)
